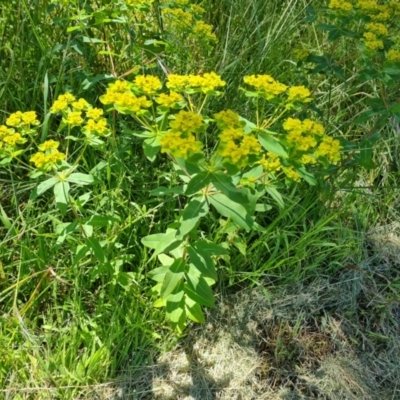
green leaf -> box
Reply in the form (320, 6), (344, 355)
(177, 198), (209, 239)
(150, 186), (185, 196)
(193, 241), (230, 256)
(297, 168), (317, 185)
(185, 171), (212, 195)
(208, 193), (254, 230)
(82, 215), (120, 226)
(211, 172), (249, 205)
(161, 258), (185, 298)
(255, 203), (272, 212)
(86, 237), (105, 263)
(143, 136), (161, 162)
(184, 266), (215, 308)
(258, 134), (288, 157)
(165, 284), (186, 332)
(141, 230), (182, 256)
(185, 296), (205, 323)
(265, 186), (284, 208)
(148, 265), (170, 282)
(66, 173), (95, 185)
(31, 177), (59, 200)
(187, 246), (217, 281)
(54, 181), (70, 215)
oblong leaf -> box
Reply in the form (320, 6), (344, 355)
(161, 258), (185, 298)
(258, 134), (288, 157)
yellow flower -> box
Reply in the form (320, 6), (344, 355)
(293, 48), (309, 61)
(72, 98), (90, 111)
(38, 140), (60, 151)
(114, 93), (152, 113)
(86, 108), (104, 120)
(315, 136), (342, 163)
(50, 98), (69, 113)
(166, 74), (189, 91)
(301, 154), (317, 164)
(244, 74), (287, 99)
(192, 21), (217, 42)
(84, 118), (109, 136)
(258, 152), (282, 172)
(218, 133), (261, 166)
(134, 75), (161, 95)
(364, 39), (384, 50)
(329, 0), (353, 11)
(363, 31), (377, 41)
(3, 133), (26, 146)
(169, 111), (204, 132)
(191, 4), (205, 14)
(59, 93), (76, 103)
(365, 23), (389, 37)
(0, 125), (12, 139)
(214, 110), (242, 129)
(107, 80), (131, 94)
(387, 49), (400, 62)
(6, 112), (23, 127)
(30, 150), (66, 170)
(283, 167), (301, 182)
(66, 111), (84, 126)
(160, 131), (203, 159)
(287, 86), (312, 103)
(22, 111), (40, 126)
(162, 8), (193, 30)
(155, 92), (183, 107)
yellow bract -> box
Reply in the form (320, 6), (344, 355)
(155, 92), (183, 107)
(30, 149), (66, 170)
(243, 75), (287, 99)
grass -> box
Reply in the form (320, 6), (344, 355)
(1, 0), (400, 398)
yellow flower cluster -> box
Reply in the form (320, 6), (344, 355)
(326, 0), (399, 61)
(214, 110), (261, 166)
(192, 21), (217, 42)
(30, 140), (66, 170)
(293, 48), (310, 61)
(83, 118), (109, 136)
(134, 75), (161, 95)
(328, 0), (353, 11)
(387, 48), (400, 62)
(258, 152), (282, 172)
(156, 92), (184, 107)
(160, 131), (203, 159)
(282, 117), (341, 163)
(6, 111), (40, 127)
(190, 4), (205, 14)
(160, 111), (204, 158)
(315, 136), (342, 163)
(218, 132), (261, 167)
(356, 0), (391, 20)
(365, 22), (389, 37)
(66, 111), (84, 126)
(287, 86), (313, 103)
(50, 93), (76, 113)
(162, 7), (193, 30)
(100, 80), (152, 114)
(50, 93), (110, 136)
(126, 0), (154, 6)
(0, 111), (38, 157)
(167, 72), (226, 92)
(243, 75), (288, 99)
(169, 110), (204, 132)
(214, 110), (243, 129)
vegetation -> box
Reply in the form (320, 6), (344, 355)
(1, 0), (399, 398)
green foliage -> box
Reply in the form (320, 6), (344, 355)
(1, 0), (400, 397)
